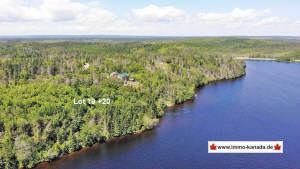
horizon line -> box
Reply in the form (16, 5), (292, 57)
(1, 35), (300, 39)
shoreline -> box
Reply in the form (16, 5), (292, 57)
(235, 57), (300, 62)
(235, 57), (276, 61)
(34, 71), (246, 169)
(35, 130), (155, 169)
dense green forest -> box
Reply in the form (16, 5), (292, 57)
(0, 37), (298, 168)
(177, 38), (300, 61)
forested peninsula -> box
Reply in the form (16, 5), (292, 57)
(0, 37), (298, 168)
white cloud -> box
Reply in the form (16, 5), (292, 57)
(188, 8), (291, 32)
(0, 0), (115, 23)
(0, 0), (41, 21)
(255, 17), (286, 26)
(40, 0), (86, 22)
(0, 1), (299, 36)
(197, 8), (271, 23)
(132, 5), (185, 22)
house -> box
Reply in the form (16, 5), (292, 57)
(70, 61), (76, 65)
(119, 73), (129, 81)
(83, 63), (90, 69)
(110, 72), (134, 82)
(110, 72), (119, 77)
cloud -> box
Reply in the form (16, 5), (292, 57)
(255, 17), (286, 26)
(0, 0), (115, 23)
(0, 0), (41, 22)
(187, 8), (291, 32)
(40, 0), (86, 22)
(132, 5), (185, 22)
(196, 8), (271, 23)
(0, 1), (299, 36)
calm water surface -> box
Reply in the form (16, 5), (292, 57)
(37, 61), (300, 169)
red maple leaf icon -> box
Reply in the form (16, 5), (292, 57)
(274, 144), (281, 150)
(210, 144), (217, 150)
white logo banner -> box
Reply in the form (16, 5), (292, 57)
(208, 141), (283, 153)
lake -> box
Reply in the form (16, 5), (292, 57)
(36, 61), (300, 169)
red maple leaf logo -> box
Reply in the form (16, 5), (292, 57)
(274, 144), (281, 150)
(210, 144), (217, 150)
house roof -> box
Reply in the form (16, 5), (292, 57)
(110, 72), (119, 76)
(84, 63), (90, 69)
(119, 73), (129, 77)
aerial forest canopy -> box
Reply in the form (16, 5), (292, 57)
(0, 37), (298, 168)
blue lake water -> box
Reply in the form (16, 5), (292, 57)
(36, 61), (300, 169)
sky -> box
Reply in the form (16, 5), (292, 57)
(0, 0), (300, 36)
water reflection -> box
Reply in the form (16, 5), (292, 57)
(36, 130), (158, 169)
